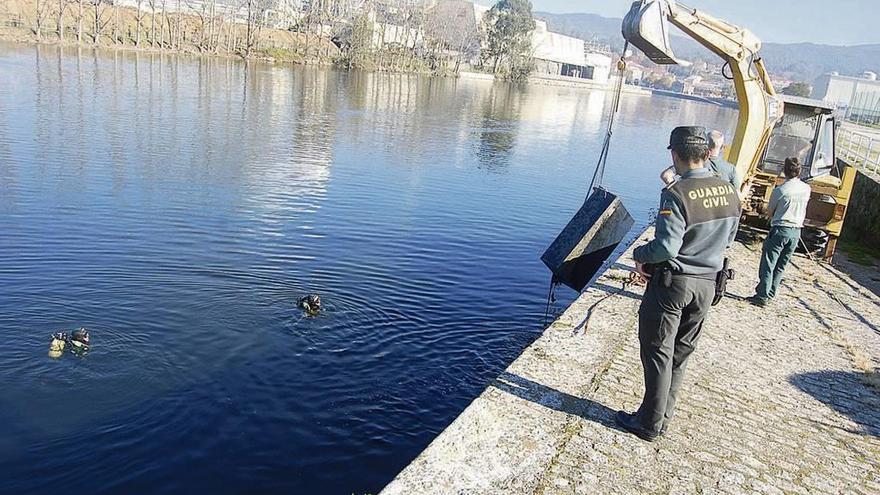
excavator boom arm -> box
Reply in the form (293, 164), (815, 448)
(623, 1), (783, 184)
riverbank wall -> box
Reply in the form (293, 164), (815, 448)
(381, 227), (880, 494)
(842, 169), (880, 248)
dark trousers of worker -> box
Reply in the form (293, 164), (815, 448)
(755, 226), (801, 300)
(636, 274), (715, 435)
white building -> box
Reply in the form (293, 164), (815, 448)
(428, 0), (489, 64)
(365, 2), (424, 49)
(531, 20), (611, 84)
(813, 72), (880, 124)
(432, 1), (611, 84)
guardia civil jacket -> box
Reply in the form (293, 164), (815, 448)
(634, 167), (741, 275)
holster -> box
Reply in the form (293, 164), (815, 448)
(644, 262), (674, 288)
(712, 258), (735, 306)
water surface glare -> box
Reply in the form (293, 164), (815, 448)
(0, 42), (735, 493)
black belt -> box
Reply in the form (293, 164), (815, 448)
(644, 262), (715, 287)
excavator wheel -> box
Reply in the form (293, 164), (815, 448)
(799, 228), (828, 255)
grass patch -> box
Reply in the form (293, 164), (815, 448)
(838, 238), (880, 266)
(259, 47), (306, 64)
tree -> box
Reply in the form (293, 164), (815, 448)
(75, 0), (85, 42)
(188, 0), (226, 53)
(134, 0), (146, 46)
(340, 10), (373, 69)
(33, 0), (51, 40)
(245, 0), (269, 57)
(643, 71), (660, 87)
(56, 0), (68, 40)
(112, 2), (121, 44)
(158, 0), (167, 47)
(482, 0), (534, 82)
(424, 4), (479, 74)
(91, 0), (113, 43)
(147, 0), (157, 46)
(657, 73), (675, 90)
(781, 81), (812, 98)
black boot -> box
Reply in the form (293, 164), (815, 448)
(615, 411), (661, 442)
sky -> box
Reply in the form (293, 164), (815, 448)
(526, 0), (880, 46)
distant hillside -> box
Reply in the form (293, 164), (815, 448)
(535, 11), (880, 82)
(759, 43), (880, 82)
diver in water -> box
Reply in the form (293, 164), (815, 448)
(69, 328), (90, 355)
(298, 294), (322, 316)
(48, 332), (67, 359)
(48, 328), (90, 358)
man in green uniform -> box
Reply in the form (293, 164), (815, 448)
(707, 130), (742, 193)
(658, 130), (740, 192)
(616, 126), (741, 441)
(748, 157), (811, 307)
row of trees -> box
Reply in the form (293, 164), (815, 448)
(23, 0), (540, 80)
(28, 0), (274, 56)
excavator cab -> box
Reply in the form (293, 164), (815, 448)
(758, 96), (837, 179)
(745, 95), (856, 259)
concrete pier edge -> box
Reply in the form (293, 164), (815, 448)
(381, 227), (880, 494)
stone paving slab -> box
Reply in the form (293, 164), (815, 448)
(382, 229), (880, 494)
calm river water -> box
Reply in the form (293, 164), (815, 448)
(0, 41), (735, 493)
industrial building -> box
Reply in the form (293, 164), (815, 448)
(812, 72), (880, 125)
(531, 20), (611, 84)
(433, 0), (612, 85)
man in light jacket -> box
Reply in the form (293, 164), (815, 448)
(748, 157), (811, 307)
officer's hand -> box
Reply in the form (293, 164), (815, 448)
(635, 261), (651, 282)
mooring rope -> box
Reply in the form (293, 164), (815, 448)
(542, 277), (558, 328)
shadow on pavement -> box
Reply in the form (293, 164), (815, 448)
(491, 372), (626, 432)
(831, 251), (880, 301)
(789, 370), (880, 437)
(591, 282), (643, 301)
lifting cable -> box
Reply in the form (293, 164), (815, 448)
(587, 41), (630, 195)
(543, 42), (631, 328)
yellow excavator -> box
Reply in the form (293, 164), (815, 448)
(622, 0), (856, 259)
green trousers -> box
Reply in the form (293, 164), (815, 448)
(756, 226), (801, 300)
(636, 274), (715, 434)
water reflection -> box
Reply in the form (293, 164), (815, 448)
(476, 84), (523, 171)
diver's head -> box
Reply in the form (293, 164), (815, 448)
(299, 294), (322, 315)
(306, 294), (321, 310)
(70, 328), (90, 353)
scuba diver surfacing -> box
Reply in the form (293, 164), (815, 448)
(298, 294), (322, 316)
(48, 327), (90, 358)
(69, 328), (90, 355)
(48, 332), (67, 359)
